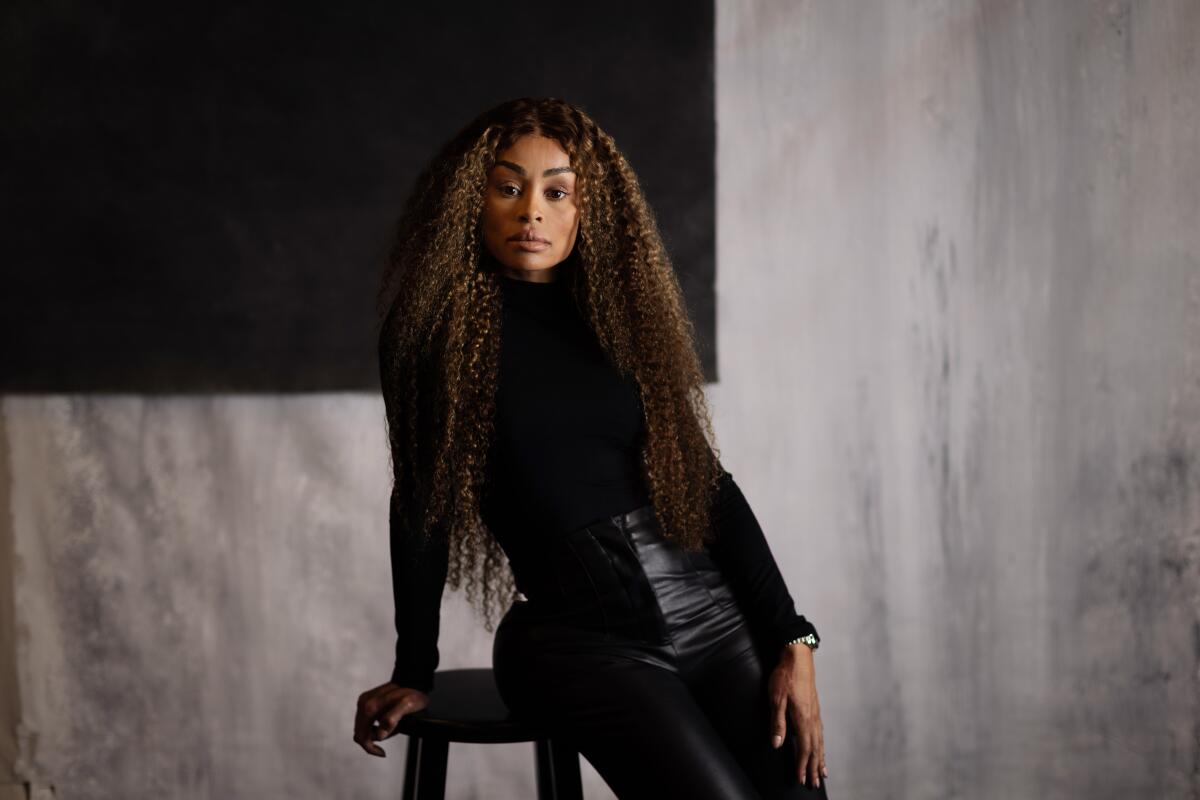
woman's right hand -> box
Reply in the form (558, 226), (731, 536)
(353, 681), (430, 757)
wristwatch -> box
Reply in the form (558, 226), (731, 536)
(785, 633), (819, 651)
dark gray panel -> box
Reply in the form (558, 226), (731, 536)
(2, 0), (716, 392)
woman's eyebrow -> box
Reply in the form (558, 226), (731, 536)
(495, 160), (575, 177)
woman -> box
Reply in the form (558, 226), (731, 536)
(353, 97), (830, 798)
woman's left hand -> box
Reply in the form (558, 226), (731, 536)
(767, 643), (827, 789)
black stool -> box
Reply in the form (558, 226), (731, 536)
(391, 668), (583, 799)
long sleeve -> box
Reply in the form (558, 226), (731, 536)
(388, 488), (449, 693)
(705, 467), (821, 655)
(379, 313), (450, 694)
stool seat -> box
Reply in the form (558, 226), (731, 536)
(393, 667), (543, 744)
(388, 668), (583, 799)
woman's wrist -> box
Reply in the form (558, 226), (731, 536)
(780, 634), (818, 662)
(781, 641), (815, 658)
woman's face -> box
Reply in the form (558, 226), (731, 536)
(480, 134), (580, 282)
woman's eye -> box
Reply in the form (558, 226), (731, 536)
(496, 184), (568, 200)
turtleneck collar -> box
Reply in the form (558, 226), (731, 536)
(499, 271), (563, 289)
(498, 272), (571, 316)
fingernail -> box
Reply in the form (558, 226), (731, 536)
(772, 735), (782, 748)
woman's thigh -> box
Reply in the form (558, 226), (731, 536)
(688, 628), (831, 799)
(494, 616), (762, 799)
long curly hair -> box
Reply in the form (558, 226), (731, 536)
(376, 96), (724, 633)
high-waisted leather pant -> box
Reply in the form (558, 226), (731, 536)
(492, 504), (830, 799)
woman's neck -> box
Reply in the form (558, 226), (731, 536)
(499, 265), (560, 283)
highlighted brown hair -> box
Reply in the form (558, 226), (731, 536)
(377, 96), (723, 631)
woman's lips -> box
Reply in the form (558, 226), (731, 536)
(512, 240), (550, 252)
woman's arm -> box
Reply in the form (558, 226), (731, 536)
(356, 322), (447, 758)
(378, 313), (449, 694)
(705, 466), (821, 657)
(706, 466), (828, 787)
(388, 488), (449, 693)
(353, 503), (445, 758)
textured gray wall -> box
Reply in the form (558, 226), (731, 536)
(2, 1), (1198, 798)
(710, 1), (1199, 797)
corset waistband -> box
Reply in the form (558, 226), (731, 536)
(508, 503), (738, 642)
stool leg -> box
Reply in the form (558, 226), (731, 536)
(401, 735), (449, 800)
(534, 738), (582, 800)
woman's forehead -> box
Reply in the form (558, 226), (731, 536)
(492, 158), (575, 178)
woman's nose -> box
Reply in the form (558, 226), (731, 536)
(518, 194), (542, 222)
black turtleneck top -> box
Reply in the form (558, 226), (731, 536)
(385, 271), (820, 692)
(480, 273), (651, 554)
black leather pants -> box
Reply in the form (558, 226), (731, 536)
(492, 504), (830, 799)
